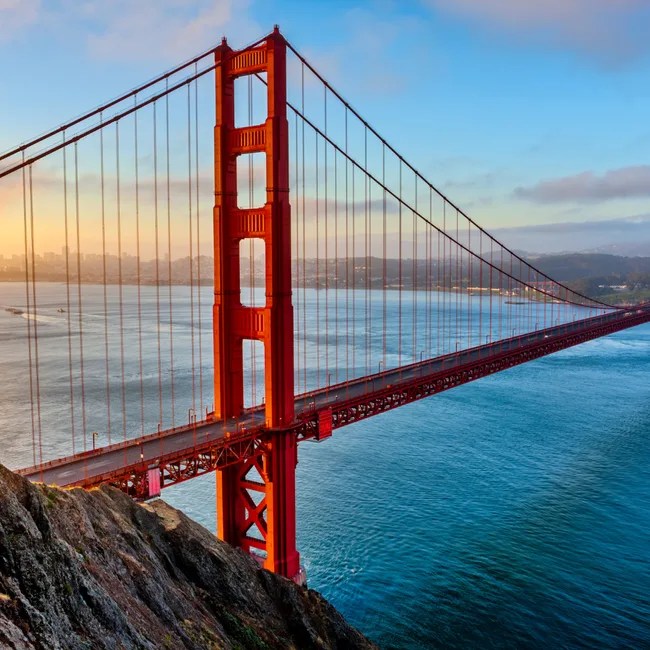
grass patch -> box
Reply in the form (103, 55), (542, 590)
(221, 610), (270, 650)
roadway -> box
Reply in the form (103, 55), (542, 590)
(19, 307), (649, 488)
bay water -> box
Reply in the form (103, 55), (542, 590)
(1, 282), (649, 648)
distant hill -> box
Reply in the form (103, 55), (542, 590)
(528, 253), (650, 282)
(525, 253), (650, 304)
(580, 241), (650, 257)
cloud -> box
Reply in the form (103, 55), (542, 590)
(0, 0), (39, 41)
(492, 213), (650, 254)
(0, 0), (258, 60)
(82, 0), (259, 62)
(514, 166), (650, 203)
(425, 0), (650, 64)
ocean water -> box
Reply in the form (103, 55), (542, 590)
(167, 310), (650, 649)
(1, 282), (649, 648)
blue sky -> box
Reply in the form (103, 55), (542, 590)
(1, 0), (650, 252)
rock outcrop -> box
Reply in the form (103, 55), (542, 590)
(0, 465), (376, 649)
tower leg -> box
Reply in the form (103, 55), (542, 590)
(215, 441), (302, 582)
(263, 430), (300, 578)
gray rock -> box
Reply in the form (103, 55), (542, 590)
(0, 466), (377, 650)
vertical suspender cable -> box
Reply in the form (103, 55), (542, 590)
(324, 87), (329, 384)
(441, 202), (445, 356)
(466, 223), (470, 348)
(437, 212), (441, 357)
(28, 167), (44, 468)
(363, 127), (371, 375)
(100, 118), (112, 443)
(489, 240), (493, 342)
(166, 83), (176, 426)
(116, 123), (128, 449)
(195, 66), (204, 415)
(22, 154), (37, 466)
(352, 162), (356, 378)
(478, 230), (484, 345)
(187, 84), (197, 412)
(293, 113), (302, 392)
(344, 108), (349, 386)
(413, 178), (418, 362)
(61, 141), (76, 455)
(382, 144), (387, 367)
(153, 103), (164, 428)
(73, 144), (87, 453)
(301, 65), (307, 392)
(398, 160), (402, 367)
(134, 99), (145, 435)
(454, 224), (458, 354)
(334, 148), (339, 380)
(367, 139), (372, 375)
(315, 132), (320, 387)
(294, 110), (301, 392)
(426, 188), (433, 357)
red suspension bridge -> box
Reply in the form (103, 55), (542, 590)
(2, 28), (649, 583)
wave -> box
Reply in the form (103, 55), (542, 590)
(20, 313), (60, 325)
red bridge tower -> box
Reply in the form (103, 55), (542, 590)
(213, 28), (301, 581)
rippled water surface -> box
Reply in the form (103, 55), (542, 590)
(167, 319), (650, 649)
(1, 283), (649, 648)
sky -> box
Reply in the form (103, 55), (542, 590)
(1, 0), (650, 255)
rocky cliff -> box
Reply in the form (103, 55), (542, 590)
(0, 466), (376, 649)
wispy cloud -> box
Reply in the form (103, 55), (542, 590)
(514, 166), (650, 203)
(82, 0), (259, 62)
(492, 213), (650, 254)
(425, 0), (650, 64)
(0, 0), (258, 60)
(0, 0), (40, 41)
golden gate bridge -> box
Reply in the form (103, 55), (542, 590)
(2, 28), (649, 584)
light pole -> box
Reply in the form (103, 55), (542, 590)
(92, 431), (98, 451)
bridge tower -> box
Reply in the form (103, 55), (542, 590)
(213, 28), (300, 581)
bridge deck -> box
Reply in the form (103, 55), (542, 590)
(18, 308), (650, 491)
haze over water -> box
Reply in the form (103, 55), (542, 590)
(1, 282), (649, 649)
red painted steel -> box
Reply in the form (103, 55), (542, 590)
(212, 27), (299, 579)
(147, 468), (161, 498)
(20, 310), (650, 496)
